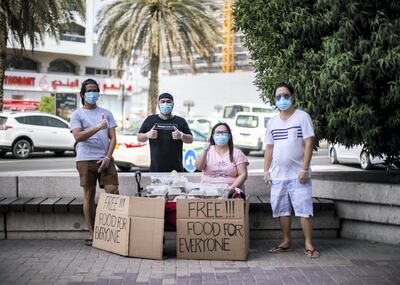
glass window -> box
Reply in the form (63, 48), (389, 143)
(236, 115), (259, 128)
(6, 55), (38, 71)
(48, 59), (76, 74)
(0, 117), (7, 125)
(85, 67), (95, 75)
(191, 129), (207, 142)
(16, 116), (45, 126)
(43, 116), (68, 128)
(264, 117), (270, 128)
(223, 105), (250, 119)
(252, 107), (274, 113)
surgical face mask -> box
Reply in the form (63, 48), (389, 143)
(85, 91), (99, 105)
(276, 97), (292, 111)
(213, 132), (230, 145)
(159, 103), (173, 115)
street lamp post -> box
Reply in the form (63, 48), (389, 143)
(183, 100), (195, 116)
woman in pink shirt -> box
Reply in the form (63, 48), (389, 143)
(195, 123), (249, 195)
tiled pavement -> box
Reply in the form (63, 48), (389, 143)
(0, 239), (399, 285)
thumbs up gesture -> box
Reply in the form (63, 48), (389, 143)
(146, 125), (158, 139)
(172, 126), (183, 140)
(97, 113), (108, 130)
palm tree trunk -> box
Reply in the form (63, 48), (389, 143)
(147, 49), (160, 115)
(0, 7), (7, 112)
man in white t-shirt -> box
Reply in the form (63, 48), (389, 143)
(264, 82), (320, 258)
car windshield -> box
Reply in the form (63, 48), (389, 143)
(236, 115), (259, 128)
(223, 105), (250, 119)
(0, 117), (7, 125)
(191, 129), (207, 142)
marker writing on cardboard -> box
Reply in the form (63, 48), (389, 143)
(103, 196), (126, 211)
(94, 213), (128, 244)
(187, 201), (224, 218)
(179, 221), (244, 253)
(225, 200), (235, 218)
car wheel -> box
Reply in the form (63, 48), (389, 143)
(117, 165), (132, 172)
(12, 139), (31, 159)
(241, 149), (250, 156)
(360, 151), (372, 170)
(329, 148), (338, 164)
(54, 150), (65, 156)
(0, 151), (7, 158)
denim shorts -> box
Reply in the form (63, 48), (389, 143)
(270, 179), (313, 218)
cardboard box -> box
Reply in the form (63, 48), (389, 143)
(92, 193), (165, 259)
(176, 198), (249, 260)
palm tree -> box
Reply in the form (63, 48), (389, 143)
(97, 0), (221, 114)
(0, 0), (85, 111)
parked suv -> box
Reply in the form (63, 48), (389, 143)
(231, 111), (276, 155)
(0, 112), (75, 158)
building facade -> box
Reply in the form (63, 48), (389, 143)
(4, 0), (138, 122)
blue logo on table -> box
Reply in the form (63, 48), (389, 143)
(183, 149), (197, 172)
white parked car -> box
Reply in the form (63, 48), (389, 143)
(0, 112), (75, 158)
(328, 143), (385, 170)
(113, 128), (207, 171)
(232, 111), (277, 155)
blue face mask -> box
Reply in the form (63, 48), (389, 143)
(213, 133), (230, 145)
(276, 97), (292, 111)
(85, 91), (99, 105)
(159, 103), (173, 115)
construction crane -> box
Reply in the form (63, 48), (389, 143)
(221, 0), (234, 73)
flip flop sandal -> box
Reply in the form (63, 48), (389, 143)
(268, 245), (291, 254)
(85, 239), (93, 246)
(305, 249), (320, 258)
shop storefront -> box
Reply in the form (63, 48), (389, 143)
(4, 71), (134, 121)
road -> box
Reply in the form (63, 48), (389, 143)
(0, 148), (367, 174)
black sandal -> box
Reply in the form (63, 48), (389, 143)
(268, 245), (291, 253)
(304, 248), (320, 258)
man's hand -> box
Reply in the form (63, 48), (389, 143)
(146, 126), (158, 139)
(172, 126), (183, 140)
(97, 114), (108, 130)
(264, 171), (271, 184)
(97, 156), (111, 173)
(299, 169), (309, 184)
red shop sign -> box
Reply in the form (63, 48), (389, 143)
(5, 76), (35, 86)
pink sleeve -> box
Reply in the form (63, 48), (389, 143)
(234, 148), (249, 166)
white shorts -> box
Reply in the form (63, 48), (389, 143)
(270, 179), (313, 218)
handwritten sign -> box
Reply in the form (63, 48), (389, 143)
(92, 193), (165, 259)
(92, 194), (130, 256)
(176, 199), (249, 260)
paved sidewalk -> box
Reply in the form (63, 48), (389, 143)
(0, 239), (399, 285)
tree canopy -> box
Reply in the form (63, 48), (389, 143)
(97, 0), (220, 114)
(235, 0), (400, 165)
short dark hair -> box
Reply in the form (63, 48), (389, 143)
(273, 82), (294, 96)
(80, 79), (100, 105)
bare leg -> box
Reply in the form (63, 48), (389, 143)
(83, 186), (96, 240)
(104, 185), (119, 195)
(300, 217), (314, 249)
(300, 217), (320, 257)
(279, 216), (292, 248)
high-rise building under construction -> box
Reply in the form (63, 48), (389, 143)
(160, 0), (253, 75)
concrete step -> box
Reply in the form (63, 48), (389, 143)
(336, 201), (400, 225)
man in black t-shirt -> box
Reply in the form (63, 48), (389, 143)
(138, 93), (193, 172)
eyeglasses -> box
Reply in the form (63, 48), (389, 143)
(214, 131), (229, 136)
(275, 93), (291, 101)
